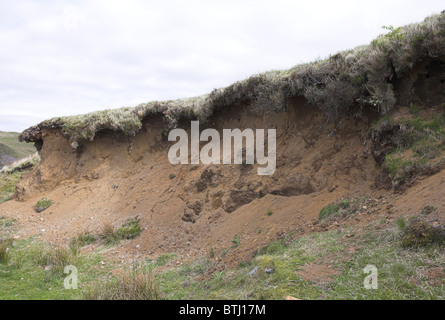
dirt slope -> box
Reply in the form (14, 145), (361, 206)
(0, 97), (387, 263)
(1, 53), (445, 268)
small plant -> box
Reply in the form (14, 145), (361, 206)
(155, 253), (176, 267)
(36, 198), (53, 213)
(117, 218), (142, 240)
(409, 103), (420, 115)
(100, 219), (142, 245)
(169, 173), (176, 180)
(232, 235), (241, 248)
(396, 217), (407, 231)
(267, 210), (273, 216)
(257, 240), (286, 256)
(70, 232), (96, 252)
(319, 203), (339, 220)
(0, 239), (13, 264)
(209, 247), (215, 259)
(421, 206), (436, 216)
(382, 25), (404, 41)
(100, 222), (120, 245)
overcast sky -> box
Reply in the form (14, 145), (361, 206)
(0, 0), (444, 132)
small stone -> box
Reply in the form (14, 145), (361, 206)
(285, 296), (301, 300)
(265, 267), (274, 274)
(249, 266), (260, 277)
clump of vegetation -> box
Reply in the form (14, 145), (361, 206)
(18, 13), (445, 148)
(0, 217), (16, 239)
(0, 154), (40, 204)
(319, 203), (340, 220)
(117, 218), (142, 240)
(34, 245), (78, 275)
(380, 111), (445, 187)
(319, 197), (368, 221)
(267, 210), (273, 216)
(36, 198), (54, 213)
(100, 222), (121, 245)
(169, 173), (176, 180)
(0, 239), (13, 264)
(100, 218), (142, 245)
(85, 269), (160, 300)
(421, 205), (437, 216)
(232, 235), (241, 248)
(399, 219), (445, 248)
(154, 253), (176, 268)
(69, 232), (97, 252)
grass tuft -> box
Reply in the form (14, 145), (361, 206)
(85, 269), (160, 300)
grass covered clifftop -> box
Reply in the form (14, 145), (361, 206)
(19, 12), (445, 148)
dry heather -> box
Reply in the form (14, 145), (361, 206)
(19, 13), (445, 148)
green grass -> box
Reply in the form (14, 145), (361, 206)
(380, 112), (445, 187)
(0, 171), (24, 204)
(232, 235), (241, 248)
(84, 269), (160, 300)
(0, 238), (104, 300)
(319, 197), (368, 221)
(152, 225), (444, 300)
(100, 218), (142, 246)
(0, 213), (443, 300)
(0, 131), (36, 161)
(69, 232), (97, 252)
(36, 198), (54, 212)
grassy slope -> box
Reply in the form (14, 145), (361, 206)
(0, 215), (443, 300)
(0, 131), (36, 165)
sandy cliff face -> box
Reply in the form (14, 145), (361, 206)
(2, 97), (382, 263)
(2, 56), (444, 265)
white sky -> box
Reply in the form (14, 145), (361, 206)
(0, 0), (444, 132)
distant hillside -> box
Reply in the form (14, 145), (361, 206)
(0, 131), (36, 168)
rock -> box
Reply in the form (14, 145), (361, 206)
(44, 265), (52, 271)
(249, 266), (259, 277)
(265, 267), (274, 274)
